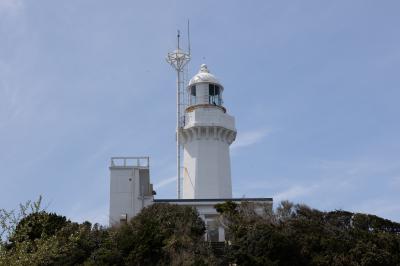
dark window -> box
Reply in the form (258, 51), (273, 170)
(209, 84), (220, 96)
(190, 85), (196, 105)
(209, 84), (222, 105)
(209, 84), (214, 95)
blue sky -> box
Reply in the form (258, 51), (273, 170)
(1, 0), (400, 224)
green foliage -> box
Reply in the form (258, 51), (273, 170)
(0, 212), (106, 265)
(0, 195), (43, 242)
(9, 211), (69, 245)
(113, 203), (214, 265)
(2, 198), (400, 265)
(215, 201), (400, 266)
(0, 203), (216, 266)
(215, 201), (238, 216)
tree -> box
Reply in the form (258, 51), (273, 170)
(0, 196), (43, 242)
(2, 198), (400, 265)
(0, 214), (111, 266)
(113, 203), (215, 265)
(216, 201), (400, 266)
(1, 203), (216, 265)
(9, 211), (69, 246)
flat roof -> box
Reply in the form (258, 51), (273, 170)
(154, 198), (273, 203)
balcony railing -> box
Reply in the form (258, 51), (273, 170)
(110, 156), (149, 168)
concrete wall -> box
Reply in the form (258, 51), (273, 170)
(184, 106), (235, 130)
(109, 166), (153, 226)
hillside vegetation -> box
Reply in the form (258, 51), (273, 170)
(0, 200), (399, 265)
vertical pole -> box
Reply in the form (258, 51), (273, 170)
(166, 30), (190, 200)
(177, 70), (181, 199)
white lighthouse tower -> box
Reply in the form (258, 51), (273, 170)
(109, 60), (272, 233)
(181, 64), (237, 199)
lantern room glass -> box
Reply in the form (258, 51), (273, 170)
(209, 84), (222, 105)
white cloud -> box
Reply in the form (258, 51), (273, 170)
(316, 158), (400, 177)
(67, 203), (109, 226)
(390, 176), (400, 188)
(0, 61), (38, 128)
(351, 198), (400, 222)
(0, 0), (23, 14)
(0, 80), (24, 127)
(273, 184), (318, 202)
(231, 128), (269, 150)
(268, 157), (400, 220)
(84, 141), (115, 166)
(154, 176), (176, 190)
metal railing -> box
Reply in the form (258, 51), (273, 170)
(188, 95), (224, 106)
(110, 156), (150, 168)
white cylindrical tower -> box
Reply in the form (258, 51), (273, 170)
(181, 64), (236, 199)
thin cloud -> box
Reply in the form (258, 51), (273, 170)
(68, 203), (109, 226)
(154, 176), (176, 190)
(351, 198), (400, 222)
(0, 82), (24, 127)
(231, 128), (269, 150)
(273, 184), (318, 202)
(0, 62), (37, 128)
(85, 141), (115, 166)
(0, 0), (23, 13)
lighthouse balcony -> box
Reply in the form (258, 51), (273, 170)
(184, 107), (235, 131)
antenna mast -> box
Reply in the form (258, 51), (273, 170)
(166, 29), (191, 199)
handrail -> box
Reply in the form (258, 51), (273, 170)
(110, 157), (150, 167)
(185, 104), (226, 113)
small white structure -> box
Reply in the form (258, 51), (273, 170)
(109, 157), (154, 225)
(182, 64), (236, 199)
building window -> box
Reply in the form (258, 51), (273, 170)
(120, 213), (128, 224)
(190, 85), (196, 105)
(206, 220), (219, 242)
(209, 84), (222, 105)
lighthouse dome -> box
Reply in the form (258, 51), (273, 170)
(188, 64), (222, 87)
(187, 64), (225, 107)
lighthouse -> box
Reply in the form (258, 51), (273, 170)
(181, 64), (237, 199)
(109, 37), (272, 229)
(109, 61), (272, 233)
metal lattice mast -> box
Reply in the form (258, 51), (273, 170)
(166, 30), (190, 199)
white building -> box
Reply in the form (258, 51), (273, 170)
(109, 157), (154, 225)
(109, 64), (272, 241)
